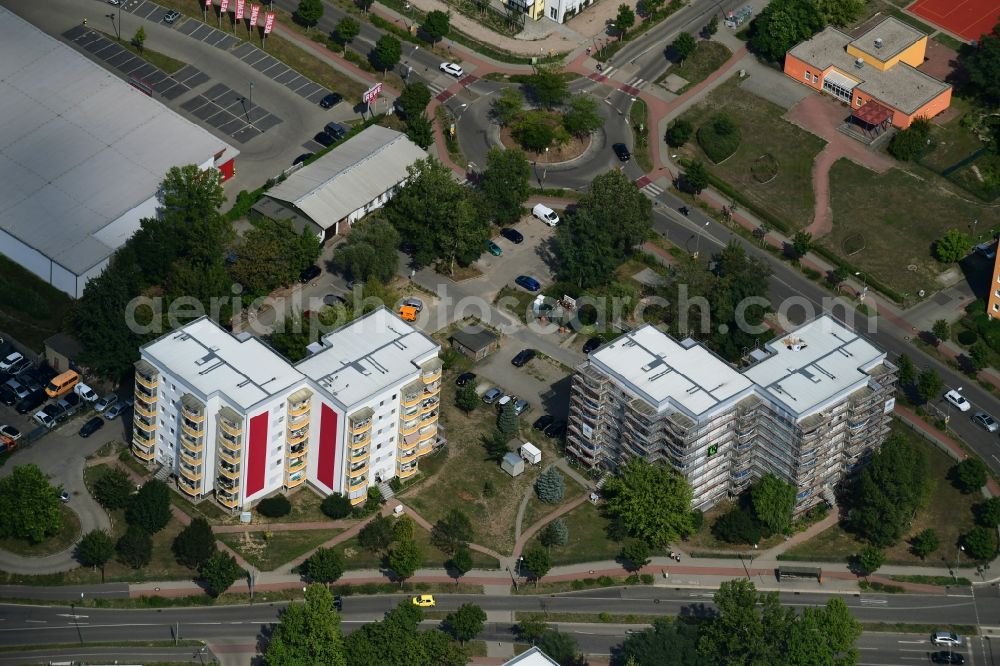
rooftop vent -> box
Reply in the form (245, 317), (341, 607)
(854, 57), (865, 69)
(782, 337), (807, 352)
(874, 37), (883, 49)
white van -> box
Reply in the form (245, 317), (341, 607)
(532, 204), (560, 227)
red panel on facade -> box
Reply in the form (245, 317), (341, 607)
(217, 158), (236, 182)
(246, 412), (269, 496)
(318, 404), (338, 490)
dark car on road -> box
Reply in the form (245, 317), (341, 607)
(612, 142), (631, 162)
(582, 337), (603, 354)
(533, 414), (554, 431)
(320, 92), (343, 108)
(500, 228), (524, 244)
(299, 265), (322, 283)
(511, 349), (536, 367)
(514, 275), (540, 292)
(544, 420), (566, 439)
(456, 372), (476, 387)
(314, 131), (336, 147)
(79, 416), (105, 438)
(293, 153), (313, 166)
(931, 653), (965, 664)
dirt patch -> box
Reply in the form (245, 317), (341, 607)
(499, 125), (591, 164)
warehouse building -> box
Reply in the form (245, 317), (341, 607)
(0, 6), (238, 298)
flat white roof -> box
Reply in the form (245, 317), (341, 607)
(502, 647), (561, 666)
(0, 6), (236, 275)
(590, 325), (752, 417)
(295, 308), (439, 409)
(143, 318), (303, 410)
(743, 316), (885, 416)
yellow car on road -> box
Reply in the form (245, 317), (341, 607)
(411, 594), (436, 607)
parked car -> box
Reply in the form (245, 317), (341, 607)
(324, 122), (348, 140)
(94, 393), (118, 413)
(163, 9), (182, 24)
(401, 297), (424, 313)
(58, 393), (82, 420)
(486, 240), (502, 256)
(299, 264), (322, 283)
(104, 402), (127, 420)
(533, 414), (554, 431)
(60, 490), (71, 503)
(511, 349), (536, 367)
(513, 398), (530, 415)
(78, 417), (105, 438)
(482, 387), (504, 404)
(439, 62), (464, 77)
(6, 379), (31, 402)
(15, 391), (46, 415)
(34, 404), (63, 429)
(582, 337), (603, 354)
(973, 411), (999, 433)
(314, 131), (336, 147)
(456, 372), (476, 387)
(293, 153), (313, 166)
(612, 142), (631, 162)
(0, 352), (23, 372)
(932, 632), (963, 648)
(944, 390), (971, 412)
(320, 92), (343, 108)
(0, 384), (15, 406)
(333, 595), (343, 611)
(500, 228), (524, 244)
(975, 241), (996, 260)
(931, 652), (965, 664)
(412, 594), (436, 607)
(532, 203), (560, 227)
(514, 275), (541, 292)
(544, 420), (566, 439)
(0, 425), (20, 442)
(75, 383), (99, 402)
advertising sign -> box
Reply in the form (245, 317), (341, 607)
(220, 0), (230, 12)
(263, 11), (276, 34)
(362, 82), (382, 104)
(249, 3), (260, 25)
(205, 0), (212, 7)
(235, 0), (245, 20)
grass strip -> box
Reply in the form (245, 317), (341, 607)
(629, 98), (653, 173)
(515, 611), (661, 624)
(861, 622), (977, 635)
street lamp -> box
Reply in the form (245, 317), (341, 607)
(248, 81), (254, 127)
(541, 147), (549, 185)
(854, 271), (868, 300)
(956, 544), (965, 580)
(105, 13), (120, 40)
(517, 556), (524, 578)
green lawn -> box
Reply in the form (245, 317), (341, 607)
(523, 500), (622, 566)
(676, 76), (826, 228)
(630, 98), (653, 173)
(669, 41), (733, 93)
(781, 422), (978, 565)
(496, 286), (540, 324)
(821, 158), (995, 297)
(681, 502), (784, 554)
(218, 528), (343, 571)
(0, 255), (72, 352)
(919, 98), (987, 173)
(331, 530), (500, 571)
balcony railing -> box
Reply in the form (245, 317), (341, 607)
(135, 372), (158, 390)
(218, 435), (241, 455)
(181, 421), (204, 440)
(351, 419), (372, 434)
(180, 449), (203, 467)
(181, 436), (204, 453)
(287, 428), (309, 445)
(217, 448), (241, 466)
(220, 419), (243, 437)
(286, 457), (306, 473)
(132, 443), (155, 461)
(350, 448), (369, 463)
(180, 465), (202, 482)
(398, 448), (418, 464)
(217, 492), (239, 508)
(133, 415), (156, 432)
(133, 427), (155, 445)
(288, 400), (310, 417)
(398, 466), (418, 479)
(181, 406), (205, 423)
(348, 475), (367, 490)
(285, 474), (306, 488)
(218, 465), (240, 480)
(351, 431), (371, 447)
(348, 462), (369, 478)
(134, 401), (156, 418)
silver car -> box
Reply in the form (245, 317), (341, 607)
(482, 387), (504, 404)
(973, 411), (998, 433)
(94, 393), (118, 413)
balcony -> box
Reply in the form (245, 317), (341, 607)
(219, 465), (240, 480)
(348, 462), (369, 478)
(132, 443), (155, 461)
(288, 401), (310, 418)
(350, 447), (370, 463)
(217, 448), (241, 466)
(134, 381), (157, 400)
(286, 457), (307, 473)
(133, 414), (156, 433)
(422, 369), (442, 384)
(134, 391), (157, 408)
(219, 417), (244, 438)
(133, 427), (155, 445)
(399, 420), (420, 437)
(350, 493), (367, 506)
(217, 492), (240, 508)
(180, 465), (202, 482)
(182, 406), (205, 423)
(287, 428), (309, 445)
(398, 465), (418, 480)
(351, 431), (371, 448)
(285, 473), (306, 489)
(178, 482), (199, 498)
(350, 407), (374, 433)
(134, 363), (159, 390)
(398, 447), (418, 464)
(418, 425), (437, 441)
(288, 442), (308, 457)
(216, 475), (238, 491)
(401, 388), (423, 408)
(348, 474), (367, 490)
(134, 401), (156, 419)
(218, 434), (241, 455)
(181, 421), (205, 440)
(181, 436), (204, 453)
(416, 442), (434, 457)
(180, 449), (203, 468)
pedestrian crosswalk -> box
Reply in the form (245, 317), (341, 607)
(622, 75), (646, 96)
(640, 181), (664, 200)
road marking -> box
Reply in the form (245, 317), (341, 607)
(897, 640), (926, 644)
(24, 620), (47, 624)
(641, 183), (664, 200)
(56, 614), (88, 619)
(860, 599), (888, 604)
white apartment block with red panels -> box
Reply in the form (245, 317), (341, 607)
(131, 308), (442, 510)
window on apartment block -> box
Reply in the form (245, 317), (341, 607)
(804, 70), (810, 80)
(994, 303), (999, 312)
(379, 400), (384, 407)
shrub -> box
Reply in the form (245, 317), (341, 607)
(665, 119), (693, 147)
(697, 114), (741, 163)
(535, 467), (566, 504)
(957, 329), (978, 346)
(256, 495), (291, 518)
(640, 573), (654, 584)
(321, 493), (352, 519)
(888, 118), (932, 161)
(952, 458), (988, 493)
(711, 506), (762, 544)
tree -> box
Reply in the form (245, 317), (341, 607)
(897, 353), (915, 388)
(333, 218), (400, 284)
(814, 0), (865, 26)
(975, 497), (1000, 527)
(200, 551), (243, 597)
(422, 628), (469, 666)
(346, 601), (456, 665)
(392, 515), (416, 544)
(0, 464), (63, 543)
(77, 530), (116, 581)
(888, 117), (932, 161)
(934, 228), (971, 263)
(431, 509), (474, 553)
(915, 368), (944, 404)
(296, 0), (324, 30)
(932, 319), (950, 343)
(850, 433), (930, 547)
(455, 382), (479, 413)
(384, 158), (488, 273)
(910, 528), (940, 559)
(132, 26), (146, 53)
(957, 22), (1000, 106)
(562, 95), (602, 137)
(397, 82), (431, 120)
(492, 88), (524, 126)
(305, 547), (346, 584)
(480, 148), (531, 225)
(266, 310), (314, 362)
(790, 230), (812, 259)
(93, 468), (133, 510)
(681, 161), (709, 194)
(615, 4), (636, 39)
(387, 538), (421, 583)
(970, 340), (991, 370)
(535, 466), (566, 504)
(517, 614), (548, 644)
(711, 506), (764, 545)
(962, 525), (998, 561)
(421, 10), (450, 44)
(526, 67), (569, 109)
(116, 524), (152, 569)
(449, 545), (473, 581)
(334, 16), (360, 53)
(784, 597), (862, 666)
(603, 458), (695, 547)
(265, 583), (346, 666)
(750, 473), (796, 535)
(257, 495), (292, 518)
(359, 515), (394, 553)
(698, 579), (791, 664)
(620, 540), (651, 573)
(704, 14), (719, 36)
(856, 545), (885, 576)
(405, 112), (434, 149)
(538, 629), (582, 666)
(513, 112), (557, 152)
(672, 32), (697, 62)
(230, 219), (321, 298)
(522, 546), (551, 584)
(126, 479), (171, 534)
(444, 603), (486, 643)
(498, 399), (519, 436)
(953, 458), (988, 493)
(539, 518), (569, 548)
(372, 35), (402, 73)
(482, 429), (509, 463)
(665, 119), (693, 147)
(322, 493), (353, 519)
(172, 517), (216, 569)
(357, 0), (374, 12)
(620, 617), (700, 666)
(747, 0), (825, 62)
